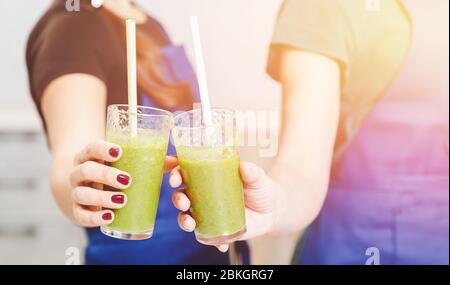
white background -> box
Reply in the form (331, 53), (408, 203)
(0, 0), (281, 111)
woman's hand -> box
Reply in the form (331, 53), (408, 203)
(169, 162), (279, 252)
(70, 140), (178, 227)
(69, 140), (131, 227)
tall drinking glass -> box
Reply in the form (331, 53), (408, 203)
(172, 108), (246, 245)
(101, 104), (172, 240)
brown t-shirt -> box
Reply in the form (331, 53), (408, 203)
(26, 1), (171, 131)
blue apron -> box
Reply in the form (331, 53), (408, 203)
(85, 45), (235, 265)
(298, 98), (449, 265)
(290, 0), (450, 265)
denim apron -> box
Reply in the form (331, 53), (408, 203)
(298, 97), (449, 264)
(298, 1), (449, 264)
(85, 45), (249, 264)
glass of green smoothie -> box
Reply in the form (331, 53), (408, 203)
(172, 108), (246, 245)
(101, 104), (172, 240)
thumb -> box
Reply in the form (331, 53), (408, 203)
(240, 162), (267, 189)
(240, 162), (274, 213)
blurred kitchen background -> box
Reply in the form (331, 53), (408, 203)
(0, 0), (298, 264)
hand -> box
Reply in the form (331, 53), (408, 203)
(169, 162), (278, 252)
(70, 140), (178, 227)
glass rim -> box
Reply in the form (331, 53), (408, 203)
(172, 108), (235, 131)
(107, 104), (173, 118)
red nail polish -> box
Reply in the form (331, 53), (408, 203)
(102, 213), (112, 221)
(109, 147), (120, 158)
(111, 194), (125, 204)
(117, 174), (130, 185)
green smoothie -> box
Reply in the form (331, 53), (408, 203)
(104, 130), (168, 235)
(177, 146), (246, 243)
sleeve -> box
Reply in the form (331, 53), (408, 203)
(26, 10), (113, 107)
(267, 0), (351, 81)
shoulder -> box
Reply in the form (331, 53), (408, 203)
(275, 0), (351, 29)
(269, 0), (352, 80)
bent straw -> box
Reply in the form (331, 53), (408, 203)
(126, 19), (138, 137)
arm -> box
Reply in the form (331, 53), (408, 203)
(170, 47), (341, 249)
(42, 73), (180, 226)
(42, 74), (168, 226)
(42, 73), (108, 221)
(269, 46), (341, 233)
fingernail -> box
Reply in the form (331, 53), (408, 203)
(242, 163), (254, 179)
(102, 213), (112, 221)
(109, 147), (120, 158)
(117, 174), (130, 185)
(111, 194), (125, 204)
(218, 245), (228, 253)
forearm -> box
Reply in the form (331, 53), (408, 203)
(39, 73), (109, 226)
(266, 48), (341, 235)
(267, 91), (337, 234)
(269, 163), (329, 234)
(50, 153), (77, 222)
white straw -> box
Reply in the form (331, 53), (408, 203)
(190, 16), (213, 126)
(126, 19), (138, 137)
